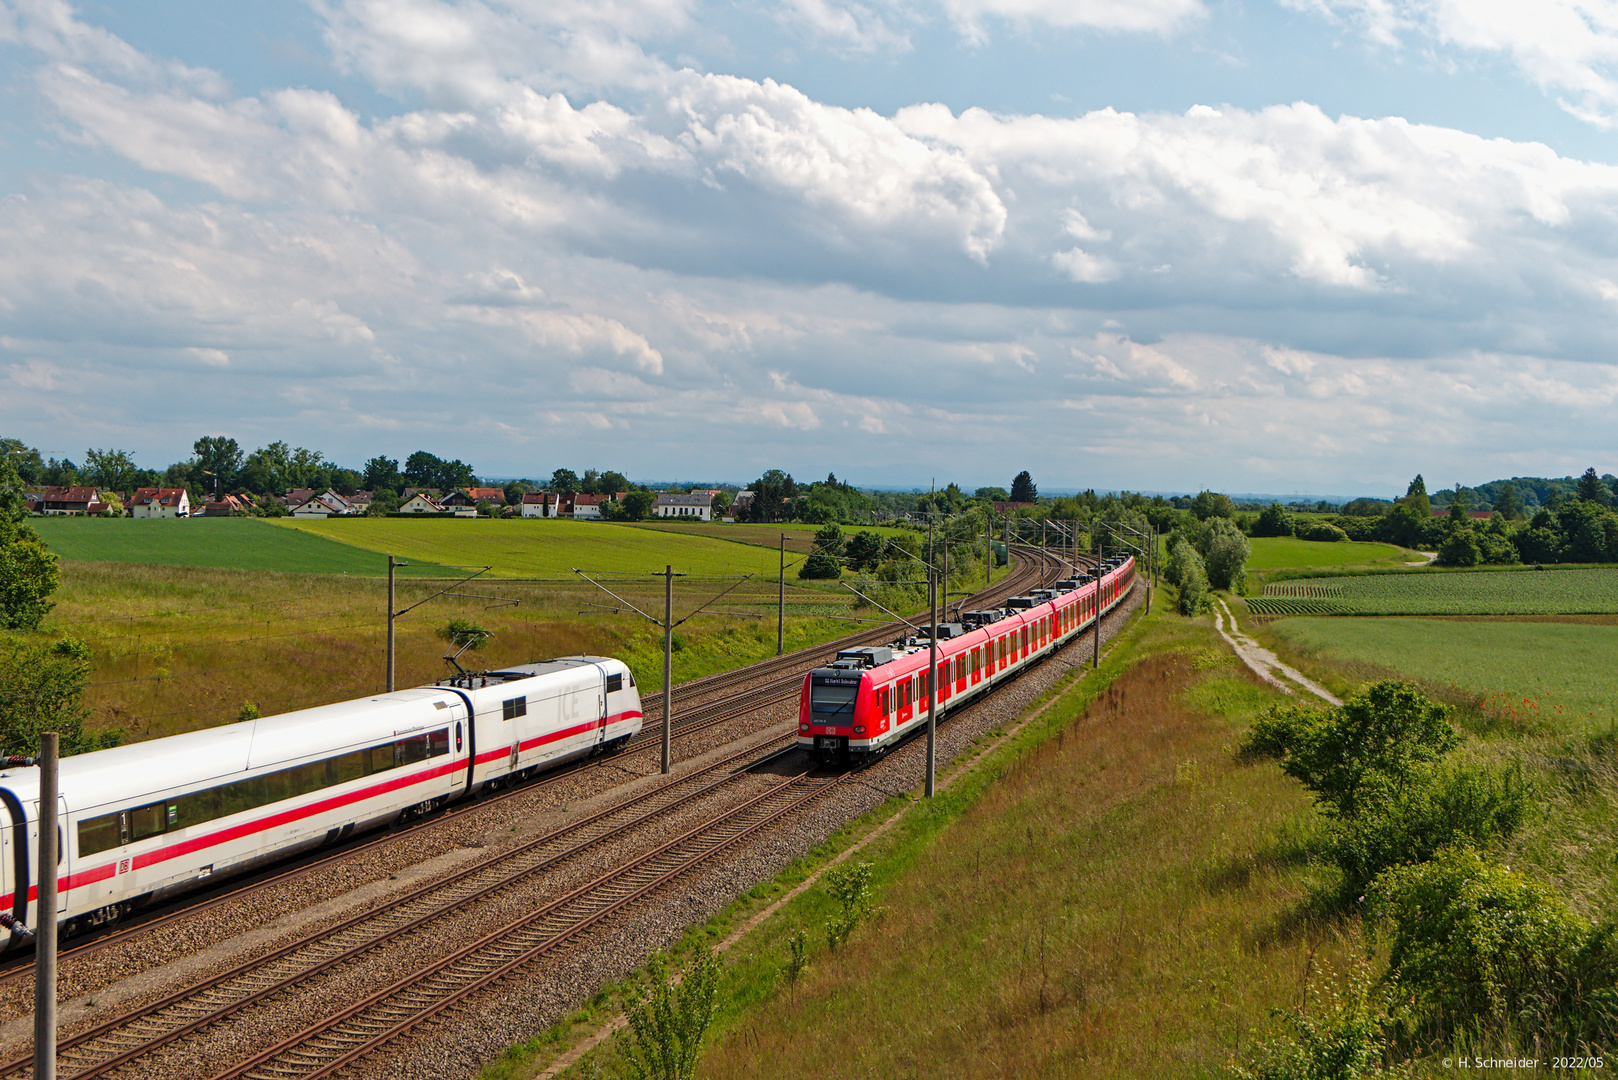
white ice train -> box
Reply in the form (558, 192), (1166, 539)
(0, 656), (642, 945)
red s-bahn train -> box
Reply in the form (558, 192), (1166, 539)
(799, 555), (1135, 762)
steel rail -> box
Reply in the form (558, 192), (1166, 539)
(214, 768), (847, 1080)
(0, 546), (1060, 991)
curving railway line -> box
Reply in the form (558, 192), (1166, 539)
(1, 543), (1094, 1079)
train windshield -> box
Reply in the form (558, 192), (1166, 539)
(809, 677), (860, 724)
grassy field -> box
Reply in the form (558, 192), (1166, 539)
(28, 517), (454, 575)
(620, 520), (914, 555)
(273, 517), (816, 579)
(1264, 616), (1618, 735)
(39, 561), (879, 743)
(1246, 536), (1410, 575)
(491, 584), (1618, 1080)
(1246, 567), (1618, 616)
(505, 604), (1371, 1080)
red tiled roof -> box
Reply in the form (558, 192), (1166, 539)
(130, 488), (189, 507)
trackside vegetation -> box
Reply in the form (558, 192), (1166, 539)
(485, 566), (1618, 1080)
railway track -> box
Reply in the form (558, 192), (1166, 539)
(0, 544), (1078, 1078)
(2, 750), (844, 1080)
(0, 542), (1067, 990)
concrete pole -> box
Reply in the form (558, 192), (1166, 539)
(34, 731), (57, 1080)
(984, 513), (991, 587)
(662, 565), (673, 775)
(386, 555), (397, 692)
(777, 534), (785, 656)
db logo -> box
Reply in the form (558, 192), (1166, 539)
(118, 858), (129, 875)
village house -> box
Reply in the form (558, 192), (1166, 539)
(571, 493), (615, 519)
(200, 494), (249, 517)
(653, 491), (716, 521)
(130, 488), (191, 518)
(399, 493), (446, 514)
(35, 486), (102, 515)
(520, 491), (562, 517)
(290, 491), (355, 517)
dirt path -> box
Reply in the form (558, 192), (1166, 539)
(1210, 597), (1340, 706)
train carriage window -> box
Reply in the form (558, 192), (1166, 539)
(924, 670), (933, 699)
(399, 735), (430, 765)
(331, 748), (369, 785)
(77, 812), (124, 857)
(899, 680), (910, 710)
(502, 696), (527, 721)
(606, 674), (623, 693)
(129, 802), (167, 841)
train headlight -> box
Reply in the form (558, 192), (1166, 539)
(799, 724), (809, 731)
(854, 725), (866, 734)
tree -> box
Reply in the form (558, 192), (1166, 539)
(1205, 529), (1251, 593)
(1448, 483), (1470, 522)
(800, 522), (844, 579)
(192, 436), (243, 492)
(0, 636), (119, 756)
(0, 439), (45, 486)
(1190, 490), (1234, 521)
(1401, 474), (1431, 518)
(1251, 502), (1294, 538)
(619, 490), (655, 521)
(748, 470), (796, 523)
(1576, 466), (1610, 506)
(1494, 480), (1522, 520)
(0, 454), (58, 630)
(845, 530), (885, 572)
(550, 467), (580, 492)
(1437, 528), (1481, 567)
(600, 470), (631, 495)
(363, 456), (402, 493)
(82, 448), (140, 493)
(975, 486), (1010, 502)
(1009, 471), (1037, 503)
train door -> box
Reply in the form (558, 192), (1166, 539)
(27, 797), (69, 919)
(593, 676), (608, 747)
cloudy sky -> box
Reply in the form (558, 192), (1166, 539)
(3, 0), (1617, 496)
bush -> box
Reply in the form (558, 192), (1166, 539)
(1230, 957), (1405, 1080)
(1436, 528), (1481, 567)
(1240, 703), (1320, 759)
(1296, 521), (1348, 543)
(1326, 760), (1531, 892)
(1370, 848), (1618, 1040)
(437, 617), (489, 650)
(1279, 682), (1460, 821)
(1252, 503), (1295, 538)
(620, 947), (724, 1080)
(825, 861), (876, 948)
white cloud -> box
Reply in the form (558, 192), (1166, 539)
(1294, 0), (1618, 128)
(941, 0), (1205, 44)
(778, 0), (912, 52)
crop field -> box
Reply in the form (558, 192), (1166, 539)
(41, 560), (875, 743)
(274, 517), (807, 579)
(28, 517), (453, 576)
(621, 520), (914, 554)
(1244, 567), (1618, 616)
(1246, 536), (1409, 573)
(1268, 616), (1618, 733)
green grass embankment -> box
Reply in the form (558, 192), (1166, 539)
(490, 600), (1375, 1079)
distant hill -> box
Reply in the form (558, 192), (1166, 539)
(1428, 474), (1616, 512)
